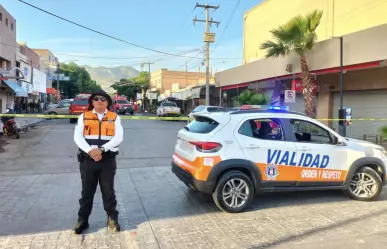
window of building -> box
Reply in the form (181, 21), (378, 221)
(11, 23), (13, 31)
(0, 13), (2, 22)
(49, 55), (51, 62)
(6, 18), (8, 26)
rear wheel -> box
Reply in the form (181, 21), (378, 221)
(212, 171), (254, 213)
(344, 166), (382, 201)
(13, 124), (20, 139)
(70, 118), (77, 124)
(47, 111), (57, 120)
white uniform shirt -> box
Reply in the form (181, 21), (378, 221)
(74, 109), (124, 153)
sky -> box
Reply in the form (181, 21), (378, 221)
(1, 0), (261, 73)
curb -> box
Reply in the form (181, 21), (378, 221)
(0, 119), (44, 135)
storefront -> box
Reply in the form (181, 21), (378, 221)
(215, 23), (387, 138)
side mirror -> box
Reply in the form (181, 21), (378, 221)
(333, 136), (339, 144)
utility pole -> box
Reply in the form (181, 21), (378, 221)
(56, 63), (60, 102)
(193, 2), (220, 105)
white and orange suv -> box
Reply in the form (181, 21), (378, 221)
(171, 105), (387, 213)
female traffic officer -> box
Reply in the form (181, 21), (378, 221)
(73, 90), (123, 234)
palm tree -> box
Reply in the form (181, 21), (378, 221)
(233, 89), (272, 106)
(260, 10), (323, 118)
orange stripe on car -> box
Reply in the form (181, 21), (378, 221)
(172, 153), (222, 181)
(256, 163), (348, 182)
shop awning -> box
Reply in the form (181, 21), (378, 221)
(2, 80), (28, 97)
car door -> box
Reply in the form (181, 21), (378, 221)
(57, 103), (70, 114)
(284, 118), (347, 186)
(234, 117), (299, 187)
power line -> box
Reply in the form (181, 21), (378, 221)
(173, 49), (204, 71)
(0, 41), (241, 60)
(16, 0), (214, 59)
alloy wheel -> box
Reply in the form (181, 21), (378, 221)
(349, 172), (378, 198)
(222, 178), (250, 208)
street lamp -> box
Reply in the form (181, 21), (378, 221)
(332, 36), (346, 137)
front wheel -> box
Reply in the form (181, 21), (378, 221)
(344, 166), (382, 201)
(212, 171), (254, 213)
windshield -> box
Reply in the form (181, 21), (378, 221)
(193, 106), (206, 113)
(117, 100), (129, 104)
(72, 99), (89, 105)
(163, 102), (177, 107)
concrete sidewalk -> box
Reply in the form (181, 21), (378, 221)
(0, 117), (43, 134)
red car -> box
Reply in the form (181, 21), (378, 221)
(69, 94), (90, 123)
(112, 95), (134, 115)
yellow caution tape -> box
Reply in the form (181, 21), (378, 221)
(0, 113), (190, 121)
(0, 113), (386, 121)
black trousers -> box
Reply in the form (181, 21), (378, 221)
(78, 157), (119, 222)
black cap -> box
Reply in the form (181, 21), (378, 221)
(88, 90), (113, 110)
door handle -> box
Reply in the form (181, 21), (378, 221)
(246, 144), (260, 149)
(299, 147), (311, 152)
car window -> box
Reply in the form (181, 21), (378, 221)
(207, 107), (224, 112)
(290, 119), (332, 144)
(239, 118), (283, 140)
(163, 102), (177, 107)
(117, 100), (128, 104)
(192, 106), (205, 113)
(186, 116), (219, 134)
(72, 99), (89, 105)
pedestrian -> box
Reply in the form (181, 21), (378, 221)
(73, 90), (123, 234)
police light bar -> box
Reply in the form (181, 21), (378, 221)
(240, 105), (289, 111)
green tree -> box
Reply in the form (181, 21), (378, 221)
(111, 72), (149, 100)
(260, 10), (323, 118)
(233, 89), (272, 106)
(379, 126), (387, 139)
(57, 62), (101, 98)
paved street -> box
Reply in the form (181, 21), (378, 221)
(1, 118), (387, 249)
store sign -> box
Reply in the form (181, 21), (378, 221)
(20, 62), (32, 83)
(32, 68), (47, 93)
(48, 75), (70, 81)
(292, 79), (317, 93)
(21, 82), (33, 94)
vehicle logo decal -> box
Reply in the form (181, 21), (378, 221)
(264, 163), (279, 180)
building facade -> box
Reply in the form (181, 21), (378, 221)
(243, 0), (387, 63)
(215, 0), (387, 139)
(0, 4), (18, 113)
(150, 69), (208, 93)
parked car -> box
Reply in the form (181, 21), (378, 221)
(188, 105), (226, 118)
(112, 95), (134, 115)
(157, 101), (181, 117)
(69, 94), (90, 123)
(47, 99), (73, 110)
(45, 101), (72, 117)
(172, 104), (387, 212)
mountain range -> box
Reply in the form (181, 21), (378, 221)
(83, 65), (140, 93)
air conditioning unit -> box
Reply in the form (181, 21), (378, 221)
(286, 64), (292, 73)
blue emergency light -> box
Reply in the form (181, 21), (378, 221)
(240, 105), (289, 111)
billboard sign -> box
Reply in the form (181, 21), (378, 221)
(32, 68), (47, 93)
(20, 61), (32, 83)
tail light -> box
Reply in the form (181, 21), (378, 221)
(189, 141), (222, 153)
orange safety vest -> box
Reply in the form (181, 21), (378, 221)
(83, 110), (118, 150)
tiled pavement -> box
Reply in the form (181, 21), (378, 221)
(1, 167), (387, 249)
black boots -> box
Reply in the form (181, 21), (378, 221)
(73, 217), (120, 234)
(73, 221), (89, 234)
(107, 217), (121, 232)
